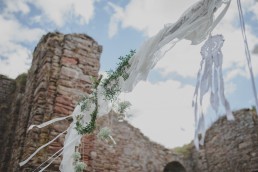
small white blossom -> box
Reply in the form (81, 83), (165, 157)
(74, 161), (87, 172)
(97, 127), (117, 145)
(97, 127), (111, 140)
(72, 151), (81, 161)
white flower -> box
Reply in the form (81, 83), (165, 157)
(97, 127), (117, 145)
(97, 127), (111, 140)
(72, 151), (81, 161)
(74, 161), (87, 172)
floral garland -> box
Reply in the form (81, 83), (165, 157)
(75, 50), (135, 135)
(101, 50), (135, 101)
(71, 50), (135, 171)
(75, 77), (101, 135)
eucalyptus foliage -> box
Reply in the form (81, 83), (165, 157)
(97, 127), (111, 141)
(74, 162), (87, 172)
(101, 50), (135, 101)
(72, 151), (87, 172)
(117, 101), (132, 114)
(75, 50), (135, 135)
(75, 76), (101, 135)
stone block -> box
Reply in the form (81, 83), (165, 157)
(60, 66), (79, 79)
(61, 57), (78, 66)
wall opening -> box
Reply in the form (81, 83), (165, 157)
(163, 161), (186, 172)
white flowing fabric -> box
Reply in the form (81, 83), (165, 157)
(121, 0), (231, 92)
(59, 104), (83, 172)
(193, 35), (234, 149)
(19, 129), (68, 167)
(59, 85), (111, 172)
(27, 115), (72, 132)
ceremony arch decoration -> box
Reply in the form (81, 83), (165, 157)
(20, 0), (258, 171)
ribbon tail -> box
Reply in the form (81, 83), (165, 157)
(27, 115), (72, 132)
(19, 129), (68, 166)
(237, 0), (258, 113)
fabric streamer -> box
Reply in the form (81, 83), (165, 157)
(237, 0), (258, 112)
(38, 152), (63, 172)
(27, 115), (72, 132)
(33, 134), (81, 172)
(19, 129), (68, 167)
(59, 103), (91, 172)
(192, 34), (234, 149)
(19, 103), (83, 170)
(59, 84), (112, 172)
(121, 0), (231, 92)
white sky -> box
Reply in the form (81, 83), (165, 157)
(0, 0), (258, 148)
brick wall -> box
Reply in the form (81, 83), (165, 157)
(82, 111), (192, 172)
(192, 109), (258, 172)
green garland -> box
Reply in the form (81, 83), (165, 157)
(75, 76), (101, 135)
(101, 50), (135, 101)
(75, 50), (135, 135)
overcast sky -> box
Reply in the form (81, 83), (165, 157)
(0, 0), (258, 148)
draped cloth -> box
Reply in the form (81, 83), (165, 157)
(59, 85), (111, 172)
(193, 34), (234, 149)
(20, 0), (232, 171)
(120, 0), (231, 92)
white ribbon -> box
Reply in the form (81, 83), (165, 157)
(32, 135), (80, 172)
(27, 115), (72, 132)
(237, 0), (258, 112)
(19, 129), (68, 166)
(38, 152), (62, 172)
(193, 35), (234, 149)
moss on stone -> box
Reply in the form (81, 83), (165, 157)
(173, 143), (192, 158)
(15, 73), (27, 92)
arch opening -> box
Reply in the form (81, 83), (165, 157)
(163, 161), (186, 172)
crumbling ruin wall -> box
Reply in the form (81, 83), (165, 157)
(0, 75), (16, 171)
(192, 109), (258, 172)
(0, 73), (27, 172)
(0, 75), (16, 151)
(82, 111), (193, 172)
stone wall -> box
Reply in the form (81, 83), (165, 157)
(0, 75), (16, 103)
(0, 75), (15, 143)
(192, 109), (258, 172)
(0, 74), (27, 172)
(0, 75), (16, 171)
(81, 111), (193, 172)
